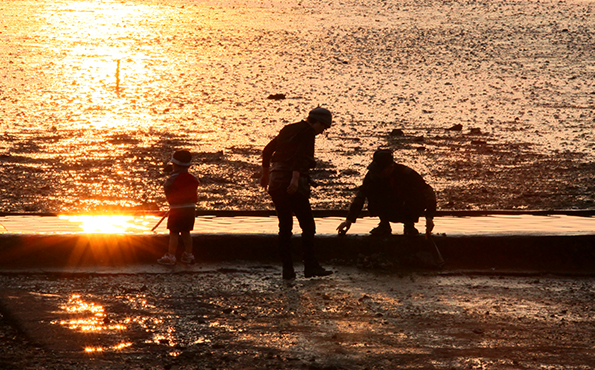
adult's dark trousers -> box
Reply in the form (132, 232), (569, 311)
(269, 190), (317, 265)
(370, 207), (421, 225)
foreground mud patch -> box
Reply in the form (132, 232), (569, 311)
(1, 265), (595, 369)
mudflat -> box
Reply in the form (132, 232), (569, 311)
(1, 0), (594, 213)
(1, 264), (594, 369)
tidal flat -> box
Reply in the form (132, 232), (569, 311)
(1, 0), (594, 213)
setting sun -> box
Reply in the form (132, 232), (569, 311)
(58, 215), (154, 233)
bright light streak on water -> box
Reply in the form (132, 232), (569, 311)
(1, 214), (595, 236)
(57, 214), (153, 233)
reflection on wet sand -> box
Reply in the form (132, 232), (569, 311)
(51, 294), (132, 353)
(57, 294), (118, 331)
(3, 266), (595, 367)
(85, 342), (132, 353)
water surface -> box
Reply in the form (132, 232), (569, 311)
(1, 0), (594, 212)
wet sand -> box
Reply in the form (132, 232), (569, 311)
(1, 265), (595, 369)
(1, 0), (595, 213)
(1, 212), (595, 367)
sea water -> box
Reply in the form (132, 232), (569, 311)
(1, 0), (594, 213)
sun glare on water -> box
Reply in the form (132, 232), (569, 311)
(59, 215), (154, 233)
(38, 0), (181, 130)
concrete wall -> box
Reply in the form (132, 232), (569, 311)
(1, 233), (595, 274)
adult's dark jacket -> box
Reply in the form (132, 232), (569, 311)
(346, 163), (436, 223)
(262, 121), (316, 197)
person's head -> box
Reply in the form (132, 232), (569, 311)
(307, 107), (332, 135)
(171, 150), (192, 169)
(367, 149), (394, 177)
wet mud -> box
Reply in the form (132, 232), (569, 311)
(1, 266), (595, 369)
(1, 0), (595, 213)
(2, 129), (595, 214)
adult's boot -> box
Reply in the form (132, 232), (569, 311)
(403, 223), (419, 236)
(304, 261), (333, 278)
(370, 220), (391, 236)
(282, 262), (296, 280)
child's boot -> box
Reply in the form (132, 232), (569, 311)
(157, 253), (176, 266)
(181, 252), (195, 264)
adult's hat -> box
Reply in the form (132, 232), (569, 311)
(367, 149), (394, 173)
(171, 150), (192, 167)
(308, 107), (332, 128)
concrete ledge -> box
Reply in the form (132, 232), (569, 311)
(1, 233), (595, 274)
(316, 234), (595, 274)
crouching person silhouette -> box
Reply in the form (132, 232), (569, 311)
(337, 149), (436, 237)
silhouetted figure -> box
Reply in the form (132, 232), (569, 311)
(337, 149), (436, 237)
(261, 107), (334, 280)
(158, 150), (200, 266)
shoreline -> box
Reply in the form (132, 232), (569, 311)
(2, 208), (595, 217)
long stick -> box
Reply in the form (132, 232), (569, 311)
(426, 234), (445, 267)
(151, 211), (169, 232)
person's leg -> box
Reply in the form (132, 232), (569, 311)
(367, 201), (393, 236)
(370, 217), (391, 236)
(159, 209), (180, 263)
(291, 193), (316, 264)
(157, 231), (179, 265)
(403, 222), (419, 236)
(291, 193), (332, 278)
(180, 230), (195, 264)
(168, 231), (179, 255)
(270, 191), (296, 279)
(180, 231), (193, 254)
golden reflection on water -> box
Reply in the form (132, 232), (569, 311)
(59, 214), (154, 233)
(85, 342), (132, 353)
(41, 0), (169, 116)
(2, 0), (594, 215)
(54, 294), (135, 353)
(57, 294), (127, 332)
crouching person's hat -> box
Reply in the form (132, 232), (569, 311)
(367, 149), (394, 173)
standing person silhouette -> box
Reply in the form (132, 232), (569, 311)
(261, 107), (334, 280)
(157, 150), (200, 266)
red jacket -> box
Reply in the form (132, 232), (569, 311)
(164, 171), (200, 207)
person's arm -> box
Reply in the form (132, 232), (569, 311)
(337, 184), (367, 234)
(163, 173), (177, 201)
(260, 137), (277, 189)
(286, 170), (300, 194)
(346, 191), (366, 223)
(288, 125), (316, 172)
(284, 125), (314, 194)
